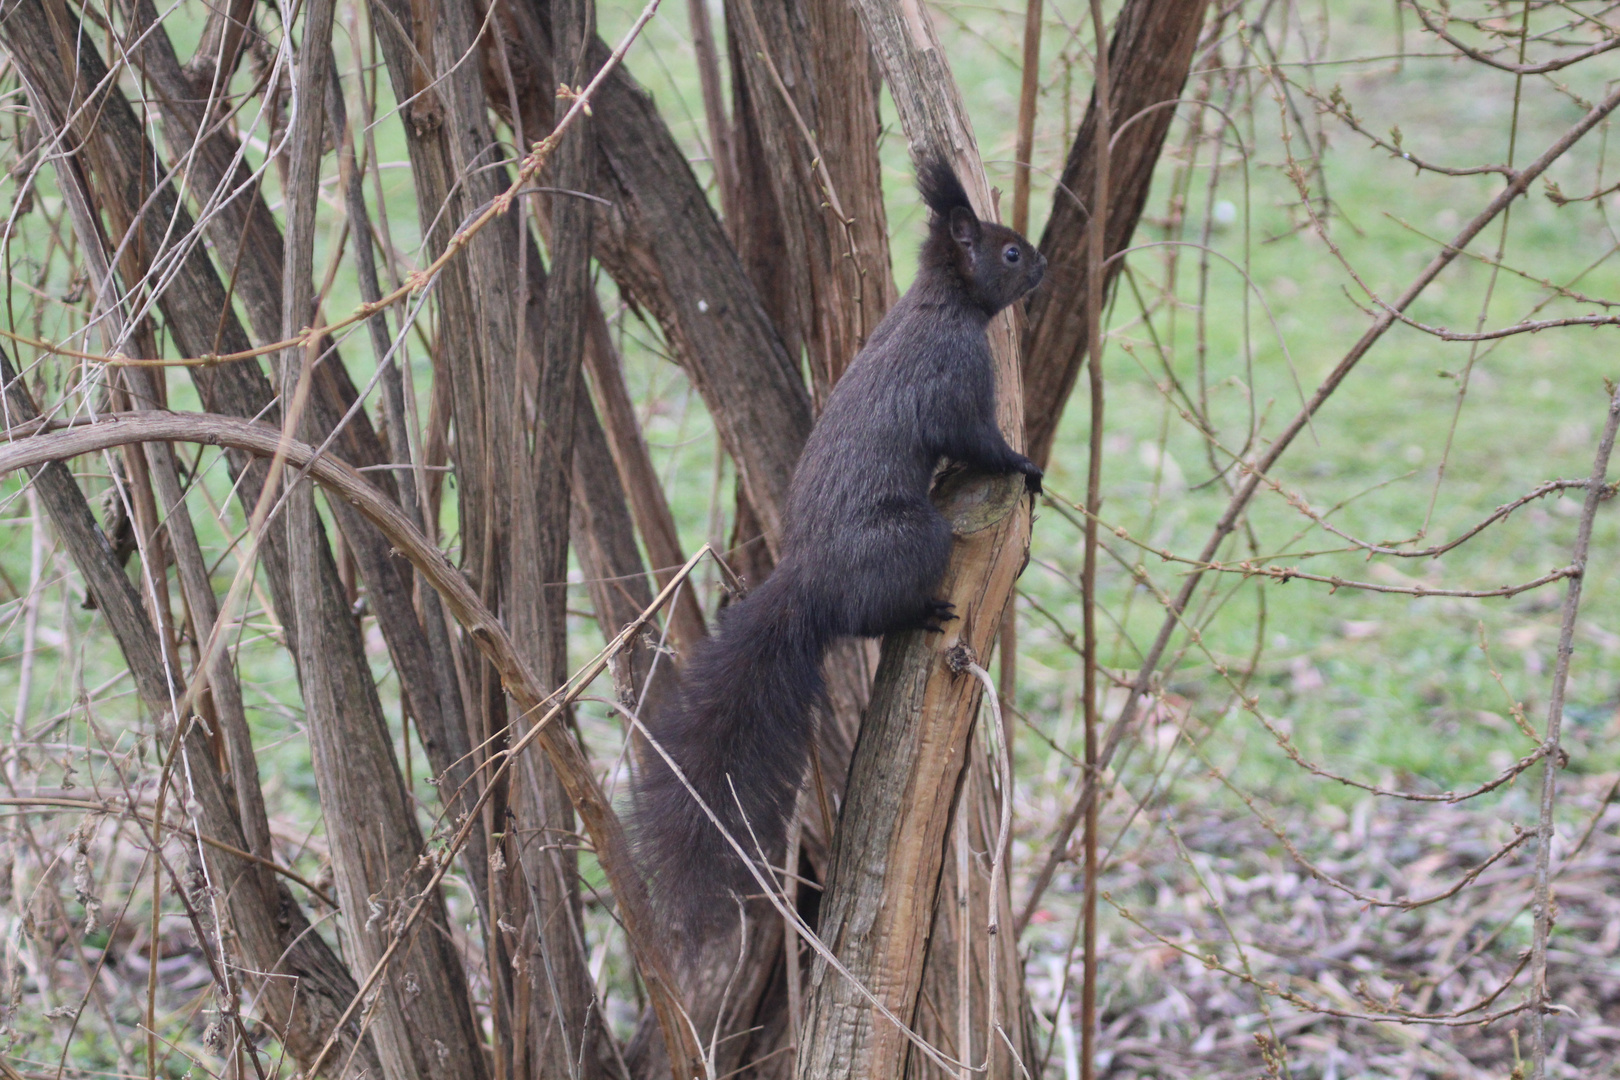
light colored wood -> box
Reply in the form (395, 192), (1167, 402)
(791, 0), (1036, 1074)
(798, 468), (1030, 1078)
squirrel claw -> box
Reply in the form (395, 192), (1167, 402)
(918, 598), (959, 634)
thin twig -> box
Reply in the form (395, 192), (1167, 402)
(1530, 382), (1620, 1078)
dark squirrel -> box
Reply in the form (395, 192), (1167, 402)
(630, 159), (1046, 937)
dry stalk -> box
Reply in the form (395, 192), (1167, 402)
(1529, 382), (1620, 1078)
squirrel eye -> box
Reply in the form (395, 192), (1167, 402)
(1003, 246), (1021, 264)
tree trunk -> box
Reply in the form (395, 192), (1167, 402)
(1022, 0), (1211, 467)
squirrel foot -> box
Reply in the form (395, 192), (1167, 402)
(917, 598), (959, 634)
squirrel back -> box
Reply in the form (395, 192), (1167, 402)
(630, 158), (1046, 943)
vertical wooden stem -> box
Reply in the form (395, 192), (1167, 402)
(1012, 0), (1044, 236)
(687, 0), (737, 219)
(1529, 385), (1620, 1078)
(1078, 0), (1111, 1074)
(997, 601), (1017, 713)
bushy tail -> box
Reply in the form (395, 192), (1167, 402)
(629, 564), (830, 936)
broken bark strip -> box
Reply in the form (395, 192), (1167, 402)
(800, 472), (1032, 1080)
(1021, 0), (1209, 467)
(905, 736), (1036, 1079)
(0, 411), (705, 1077)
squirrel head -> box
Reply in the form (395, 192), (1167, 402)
(917, 158), (1046, 316)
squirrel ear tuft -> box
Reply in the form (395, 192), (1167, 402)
(948, 205), (980, 246)
(917, 157), (974, 219)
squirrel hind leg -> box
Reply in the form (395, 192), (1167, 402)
(831, 510), (952, 638)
